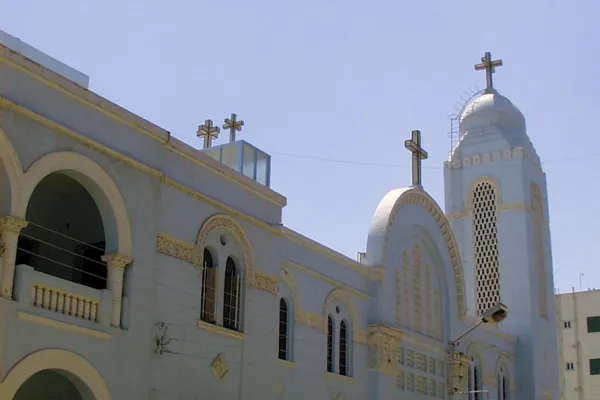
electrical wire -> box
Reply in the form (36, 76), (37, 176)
(4, 223), (366, 353)
(269, 150), (600, 170)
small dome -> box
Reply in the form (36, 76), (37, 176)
(459, 89), (525, 134)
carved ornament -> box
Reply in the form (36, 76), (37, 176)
(156, 234), (197, 264)
(101, 253), (132, 270)
(443, 146), (543, 174)
(382, 190), (466, 317)
(247, 271), (278, 296)
(211, 353), (229, 381)
(0, 215), (28, 233)
(367, 324), (403, 375)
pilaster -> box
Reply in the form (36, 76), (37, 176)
(101, 253), (132, 328)
(0, 216), (29, 299)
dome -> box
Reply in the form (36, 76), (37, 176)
(459, 88), (525, 134)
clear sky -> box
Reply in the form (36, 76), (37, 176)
(2, 0), (598, 293)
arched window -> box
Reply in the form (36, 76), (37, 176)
(468, 359), (481, 400)
(279, 298), (289, 360)
(223, 257), (241, 331)
(327, 315), (334, 372)
(339, 320), (348, 376)
(200, 248), (217, 324)
(498, 367), (509, 400)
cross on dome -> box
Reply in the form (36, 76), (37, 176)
(474, 52), (503, 90)
(404, 130), (428, 187)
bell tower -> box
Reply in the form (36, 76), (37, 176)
(443, 53), (560, 399)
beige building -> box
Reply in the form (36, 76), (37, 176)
(556, 288), (600, 399)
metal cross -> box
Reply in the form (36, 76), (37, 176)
(197, 119), (220, 149)
(404, 130), (428, 187)
(474, 51), (503, 90)
(223, 113), (244, 143)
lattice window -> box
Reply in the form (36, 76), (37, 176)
(472, 181), (501, 315)
(429, 379), (436, 397)
(533, 184), (548, 319)
(413, 244), (423, 332)
(406, 373), (414, 391)
(396, 371), (405, 389)
(416, 353), (426, 371)
(416, 376), (427, 394)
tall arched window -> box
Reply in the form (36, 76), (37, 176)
(468, 359), (481, 400)
(200, 248), (216, 324)
(327, 315), (334, 372)
(279, 298), (289, 360)
(498, 367), (509, 400)
(223, 257), (241, 331)
(339, 320), (348, 376)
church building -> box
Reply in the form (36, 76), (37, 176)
(0, 32), (560, 399)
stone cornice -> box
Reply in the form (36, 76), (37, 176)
(444, 146), (543, 174)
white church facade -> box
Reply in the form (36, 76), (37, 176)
(0, 34), (560, 399)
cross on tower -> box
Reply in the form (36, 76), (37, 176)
(404, 130), (428, 187)
(223, 113), (244, 143)
(197, 119), (220, 149)
(474, 51), (503, 90)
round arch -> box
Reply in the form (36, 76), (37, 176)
(196, 214), (255, 277)
(0, 349), (111, 400)
(0, 127), (24, 214)
(280, 268), (301, 311)
(322, 288), (359, 336)
(468, 176), (502, 208)
(16, 151), (132, 257)
(379, 189), (467, 317)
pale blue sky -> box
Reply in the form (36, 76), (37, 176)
(2, 0), (598, 293)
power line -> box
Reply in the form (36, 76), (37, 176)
(269, 150), (600, 170)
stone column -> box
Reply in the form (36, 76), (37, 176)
(101, 253), (132, 328)
(0, 216), (29, 299)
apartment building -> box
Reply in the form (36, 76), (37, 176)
(556, 288), (600, 399)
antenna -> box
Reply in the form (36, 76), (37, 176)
(447, 85), (483, 157)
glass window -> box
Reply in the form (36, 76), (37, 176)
(242, 143), (256, 179)
(587, 316), (600, 333)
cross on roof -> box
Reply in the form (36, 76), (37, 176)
(474, 52), (503, 90)
(197, 119), (220, 149)
(223, 113), (244, 143)
(404, 130), (428, 187)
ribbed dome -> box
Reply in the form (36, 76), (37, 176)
(459, 88), (525, 134)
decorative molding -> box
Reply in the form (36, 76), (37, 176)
(382, 189), (467, 317)
(297, 310), (323, 329)
(17, 311), (112, 341)
(325, 372), (355, 384)
(211, 353), (229, 381)
(369, 266), (385, 282)
(277, 359), (297, 369)
(248, 271), (278, 296)
(282, 228), (372, 279)
(283, 260), (371, 300)
(100, 253), (132, 270)
(0, 49), (286, 208)
(0, 215), (28, 233)
(156, 234), (197, 264)
(443, 146), (543, 174)
(197, 320), (245, 340)
(0, 96), (284, 239)
(367, 324), (403, 375)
